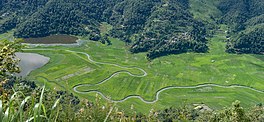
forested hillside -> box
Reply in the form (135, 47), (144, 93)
(14, 0), (122, 38)
(0, 0), (263, 58)
(110, 0), (208, 59)
(218, 0), (264, 54)
(0, 0), (48, 34)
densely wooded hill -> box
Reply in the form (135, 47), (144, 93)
(14, 0), (122, 38)
(0, 0), (48, 34)
(0, 0), (263, 58)
(109, 0), (208, 59)
(217, 0), (264, 54)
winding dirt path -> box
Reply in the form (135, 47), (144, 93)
(24, 48), (264, 104)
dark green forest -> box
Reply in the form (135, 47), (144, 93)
(218, 0), (264, 54)
(0, 0), (263, 58)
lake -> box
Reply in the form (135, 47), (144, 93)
(16, 53), (50, 77)
(24, 35), (78, 44)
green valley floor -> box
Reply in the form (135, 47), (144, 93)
(22, 29), (264, 113)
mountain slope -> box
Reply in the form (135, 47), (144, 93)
(111, 0), (208, 59)
(0, 0), (263, 58)
(13, 0), (122, 38)
(217, 0), (264, 54)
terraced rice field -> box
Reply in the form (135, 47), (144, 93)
(24, 29), (264, 113)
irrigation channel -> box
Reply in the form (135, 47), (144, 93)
(24, 48), (264, 104)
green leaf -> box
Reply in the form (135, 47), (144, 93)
(0, 100), (3, 121)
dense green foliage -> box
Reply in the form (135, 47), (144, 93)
(111, 0), (208, 59)
(0, 40), (22, 81)
(0, 0), (48, 15)
(110, 0), (160, 37)
(13, 0), (121, 38)
(0, 0), (121, 38)
(226, 25), (264, 54)
(0, 0), (263, 57)
(0, 17), (17, 34)
(218, 0), (264, 26)
(217, 0), (264, 54)
(0, 0), (48, 33)
(1, 0), (209, 59)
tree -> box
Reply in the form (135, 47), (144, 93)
(101, 35), (112, 45)
(0, 39), (23, 93)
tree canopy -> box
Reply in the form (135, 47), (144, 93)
(0, 0), (263, 58)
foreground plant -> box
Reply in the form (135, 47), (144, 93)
(0, 86), (60, 122)
(0, 39), (23, 78)
(1, 83), (264, 122)
(0, 39), (23, 96)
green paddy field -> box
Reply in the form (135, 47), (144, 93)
(20, 27), (264, 113)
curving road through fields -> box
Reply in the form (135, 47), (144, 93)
(24, 48), (264, 104)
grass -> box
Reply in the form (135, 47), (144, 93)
(189, 0), (222, 22)
(0, 23), (257, 113)
(0, 30), (14, 41)
(0, 86), (61, 122)
(22, 28), (264, 113)
(1, 83), (263, 121)
(99, 22), (113, 36)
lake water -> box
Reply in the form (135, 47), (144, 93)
(24, 35), (78, 44)
(16, 53), (50, 77)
